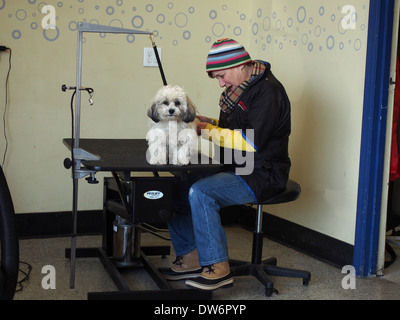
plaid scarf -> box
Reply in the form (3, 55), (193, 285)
(219, 60), (266, 114)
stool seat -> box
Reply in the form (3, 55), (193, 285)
(229, 179), (311, 297)
(258, 180), (301, 205)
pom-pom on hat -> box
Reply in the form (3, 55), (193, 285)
(206, 38), (252, 75)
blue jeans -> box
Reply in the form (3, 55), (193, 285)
(168, 172), (256, 266)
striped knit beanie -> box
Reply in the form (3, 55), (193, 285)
(206, 38), (252, 75)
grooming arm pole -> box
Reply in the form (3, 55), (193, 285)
(150, 34), (167, 86)
(69, 23), (153, 289)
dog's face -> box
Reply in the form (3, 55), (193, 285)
(148, 85), (196, 123)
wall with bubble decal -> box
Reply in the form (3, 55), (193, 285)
(246, 0), (370, 245)
(251, 3), (367, 53)
(0, 0), (371, 245)
(0, 0), (252, 45)
(0, 1), (366, 51)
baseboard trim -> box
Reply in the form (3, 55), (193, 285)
(16, 206), (354, 268)
(231, 205), (354, 269)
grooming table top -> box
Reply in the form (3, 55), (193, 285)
(63, 138), (221, 173)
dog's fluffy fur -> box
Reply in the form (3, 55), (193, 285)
(146, 85), (197, 165)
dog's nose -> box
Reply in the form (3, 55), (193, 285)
(168, 109), (175, 115)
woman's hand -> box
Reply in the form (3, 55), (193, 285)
(196, 115), (212, 123)
(195, 115), (214, 135)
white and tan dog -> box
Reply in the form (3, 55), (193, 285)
(146, 85), (198, 165)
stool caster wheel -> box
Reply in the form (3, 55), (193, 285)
(303, 277), (310, 286)
(265, 287), (278, 297)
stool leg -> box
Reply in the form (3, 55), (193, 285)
(252, 232), (263, 264)
(251, 205), (264, 264)
(263, 265), (311, 286)
(253, 267), (276, 296)
(256, 204), (263, 233)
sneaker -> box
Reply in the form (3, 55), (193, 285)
(185, 261), (233, 290)
(158, 249), (202, 281)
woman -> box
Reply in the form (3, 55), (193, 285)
(159, 38), (291, 291)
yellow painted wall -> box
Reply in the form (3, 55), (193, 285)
(249, 0), (369, 244)
(0, 0), (369, 245)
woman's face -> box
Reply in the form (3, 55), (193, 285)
(212, 65), (249, 91)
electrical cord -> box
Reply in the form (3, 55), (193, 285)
(70, 90), (76, 182)
(2, 48), (11, 167)
(62, 86), (94, 173)
(15, 261), (32, 293)
(66, 87), (94, 179)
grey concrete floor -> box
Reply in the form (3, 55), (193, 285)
(12, 226), (400, 301)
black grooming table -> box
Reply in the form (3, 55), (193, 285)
(63, 138), (220, 173)
(63, 138), (221, 300)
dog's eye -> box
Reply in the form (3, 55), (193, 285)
(174, 100), (181, 106)
(163, 101), (169, 105)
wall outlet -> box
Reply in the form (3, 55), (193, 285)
(143, 47), (161, 67)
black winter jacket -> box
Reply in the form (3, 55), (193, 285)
(218, 61), (291, 202)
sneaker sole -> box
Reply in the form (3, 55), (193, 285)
(158, 268), (203, 281)
(185, 276), (234, 291)
(164, 272), (204, 281)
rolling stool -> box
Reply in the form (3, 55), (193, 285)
(229, 180), (311, 297)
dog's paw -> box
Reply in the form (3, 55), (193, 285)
(177, 158), (190, 165)
(148, 157), (167, 165)
(177, 148), (191, 165)
(148, 157), (158, 165)
(147, 148), (167, 165)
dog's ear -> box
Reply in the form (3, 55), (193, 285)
(147, 102), (160, 123)
(183, 95), (197, 123)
